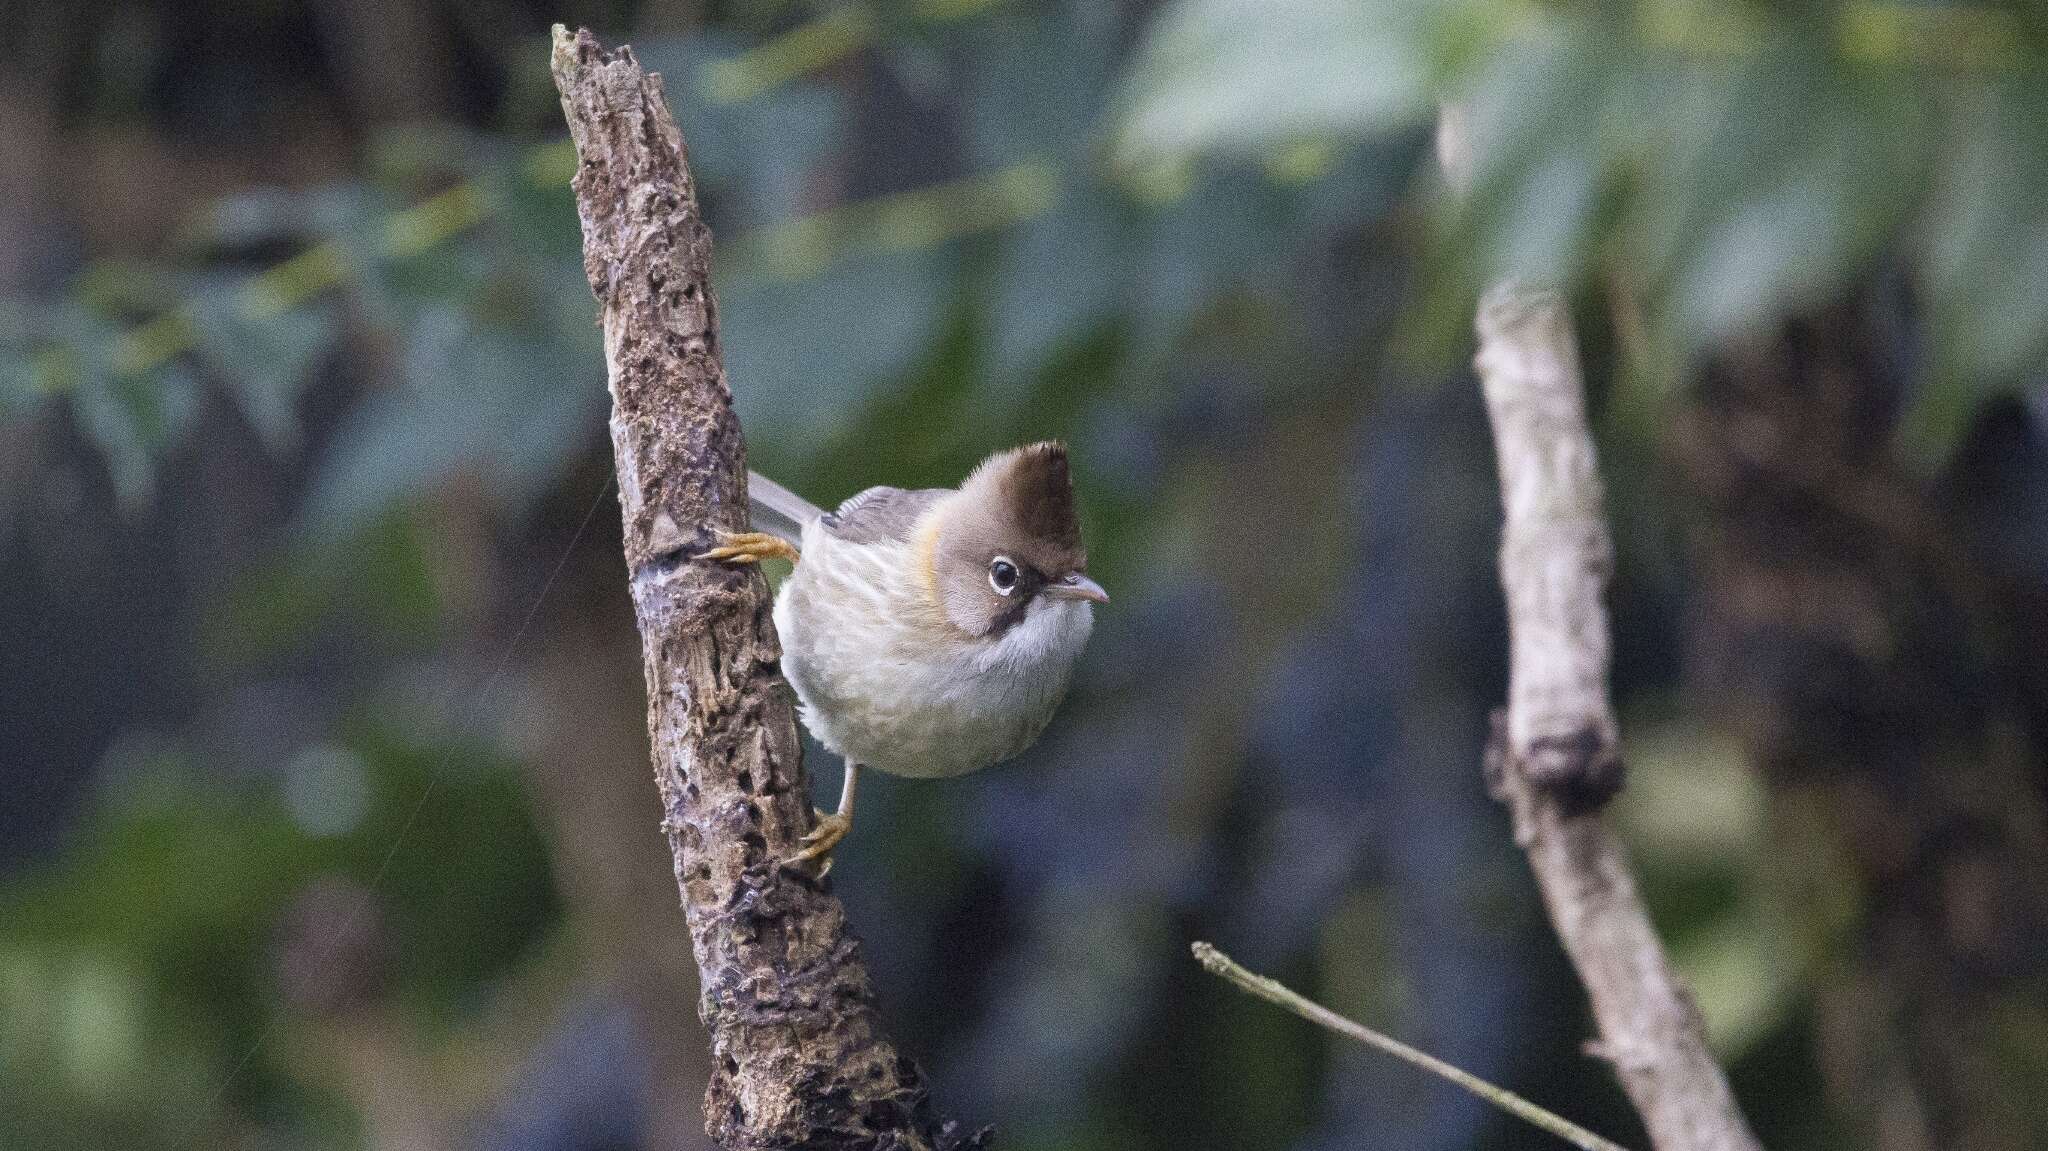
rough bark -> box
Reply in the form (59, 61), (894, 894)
(1447, 102), (1762, 1151)
(548, 27), (982, 1150)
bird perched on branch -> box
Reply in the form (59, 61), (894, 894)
(699, 442), (1107, 870)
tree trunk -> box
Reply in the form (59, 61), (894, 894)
(548, 27), (982, 1150)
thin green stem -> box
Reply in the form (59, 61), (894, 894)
(69, 153), (1055, 391)
(57, 2), (1033, 393)
(699, 0), (1014, 105)
(720, 159), (1058, 281)
(1191, 942), (1633, 1151)
(699, 5), (877, 105)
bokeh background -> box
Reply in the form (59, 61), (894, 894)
(6, 1), (2048, 1148)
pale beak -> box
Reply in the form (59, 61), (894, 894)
(1045, 572), (1109, 604)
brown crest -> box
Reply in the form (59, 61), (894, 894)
(965, 441), (1082, 560)
(929, 441), (1093, 637)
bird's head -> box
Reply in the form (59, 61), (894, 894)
(928, 441), (1107, 639)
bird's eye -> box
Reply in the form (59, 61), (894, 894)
(988, 557), (1019, 595)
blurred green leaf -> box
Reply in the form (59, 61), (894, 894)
(721, 245), (959, 441)
(1456, 25), (1614, 286)
(1920, 78), (2048, 445)
(1110, 0), (2048, 472)
(963, 7), (1125, 382)
(1112, 0), (1442, 168)
(199, 509), (441, 671)
(39, 300), (202, 511)
(1663, 59), (1927, 346)
(0, 715), (558, 1139)
(301, 307), (600, 530)
(1616, 718), (1792, 1060)
(189, 285), (334, 453)
(189, 187), (315, 252)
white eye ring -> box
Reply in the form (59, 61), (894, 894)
(988, 556), (1019, 595)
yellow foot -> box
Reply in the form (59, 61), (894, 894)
(783, 809), (853, 877)
(696, 530), (800, 566)
(781, 762), (856, 878)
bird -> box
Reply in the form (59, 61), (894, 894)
(697, 441), (1107, 871)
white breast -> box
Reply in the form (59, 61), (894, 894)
(773, 522), (1092, 778)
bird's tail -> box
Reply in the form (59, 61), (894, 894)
(747, 471), (822, 546)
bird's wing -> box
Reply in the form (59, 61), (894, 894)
(746, 471), (824, 546)
(822, 486), (948, 546)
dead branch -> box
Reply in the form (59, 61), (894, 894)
(549, 26), (982, 1150)
(1446, 108), (1766, 1151)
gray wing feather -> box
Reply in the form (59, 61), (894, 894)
(824, 486), (947, 546)
(748, 473), (945, 548)
(747, 471), (824, 546)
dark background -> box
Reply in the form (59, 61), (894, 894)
(4, 1), (2048, 1149)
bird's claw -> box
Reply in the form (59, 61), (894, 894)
(696, 530), (800, 566)
(783, 807), (852, 875)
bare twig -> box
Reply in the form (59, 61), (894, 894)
(549, 26), (981, 1149)
(1193, 943), (1632, 1151)
(1445, 104), (1766, 1151)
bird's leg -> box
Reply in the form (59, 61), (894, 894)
(696, 530), (801, 566)
(785, 761), (857, 876)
